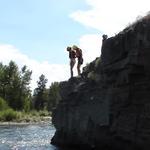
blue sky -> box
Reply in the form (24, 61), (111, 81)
(0, 0), (96, 64)
(0, 0), (149, 89)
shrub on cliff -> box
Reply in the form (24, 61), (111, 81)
(87, 71), (100, 82)
(95, 57), (101, 69)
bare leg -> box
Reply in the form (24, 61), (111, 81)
(70, 59), (75, 78)
(77, 64), (81, 76)
(70, 67), (73, 77)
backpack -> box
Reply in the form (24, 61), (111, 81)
(76, 49), (82, 57)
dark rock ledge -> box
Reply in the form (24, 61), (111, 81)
(51, 15), (150, 150)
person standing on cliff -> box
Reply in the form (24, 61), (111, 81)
(67, 46), (76, 78)
(72, 45), (83, 76)
(102, 34), (108, 43)
(101, 34), (108, 55)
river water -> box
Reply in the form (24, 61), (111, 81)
(0, 123), (58, 150)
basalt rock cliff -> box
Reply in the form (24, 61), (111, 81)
(51, 15), (150, 150)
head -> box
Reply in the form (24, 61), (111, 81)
(72, 45), (78, 50)
(67, 46), (71, 51)
(102, 34), (108, 40)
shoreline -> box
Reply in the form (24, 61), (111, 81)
(0, 116), (52, 126)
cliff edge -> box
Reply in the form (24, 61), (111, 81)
(51, 15), (150, 150)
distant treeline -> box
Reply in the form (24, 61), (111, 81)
(0, 61), (61, 112)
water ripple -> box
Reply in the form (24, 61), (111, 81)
(0, 124), (56, 150)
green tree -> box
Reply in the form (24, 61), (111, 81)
(47, 82), (61, 111)
(4, 61), (21, 109)
(0, 97), (9, 111)
(0, 63), (6, 98)
(19, 65), (32, 110)
(33, 74), (48, 110)
(0, 61), (32, 110)
(23, 97), (31, 112)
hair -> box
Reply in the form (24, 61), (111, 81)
(72, 45), (79, 50)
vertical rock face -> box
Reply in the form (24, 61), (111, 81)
(51, 15), (150, 150)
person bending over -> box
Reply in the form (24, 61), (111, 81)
(72, 45), (83, 76)
(67, 46), (76, 78)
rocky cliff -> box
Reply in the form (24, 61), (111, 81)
(51, 15), (150, 150)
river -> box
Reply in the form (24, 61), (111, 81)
(0, 122), (58, 150)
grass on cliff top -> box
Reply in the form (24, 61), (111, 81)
(0, 109), (51, 122)
(123, 13), (150, 33)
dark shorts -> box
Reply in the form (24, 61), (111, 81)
(78, 57), (83, 65)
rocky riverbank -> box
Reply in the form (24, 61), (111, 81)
(51, 15), (150, 150)
(0, 116), (51, 126)
(0, 110), (51, 125)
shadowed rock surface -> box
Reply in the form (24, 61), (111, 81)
(51, 15), (150, 150)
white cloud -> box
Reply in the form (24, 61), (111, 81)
(0, 44), (70, 91)
(79, 34), (101, 64)
(71, 0), (150, 36)
(70, 0), (150, 65)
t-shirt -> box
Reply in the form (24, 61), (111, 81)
(69, 50), (76, 59)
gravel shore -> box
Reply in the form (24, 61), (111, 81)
(0, 116), (52, 126)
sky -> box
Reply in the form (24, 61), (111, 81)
(0, 0), (149, 90)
